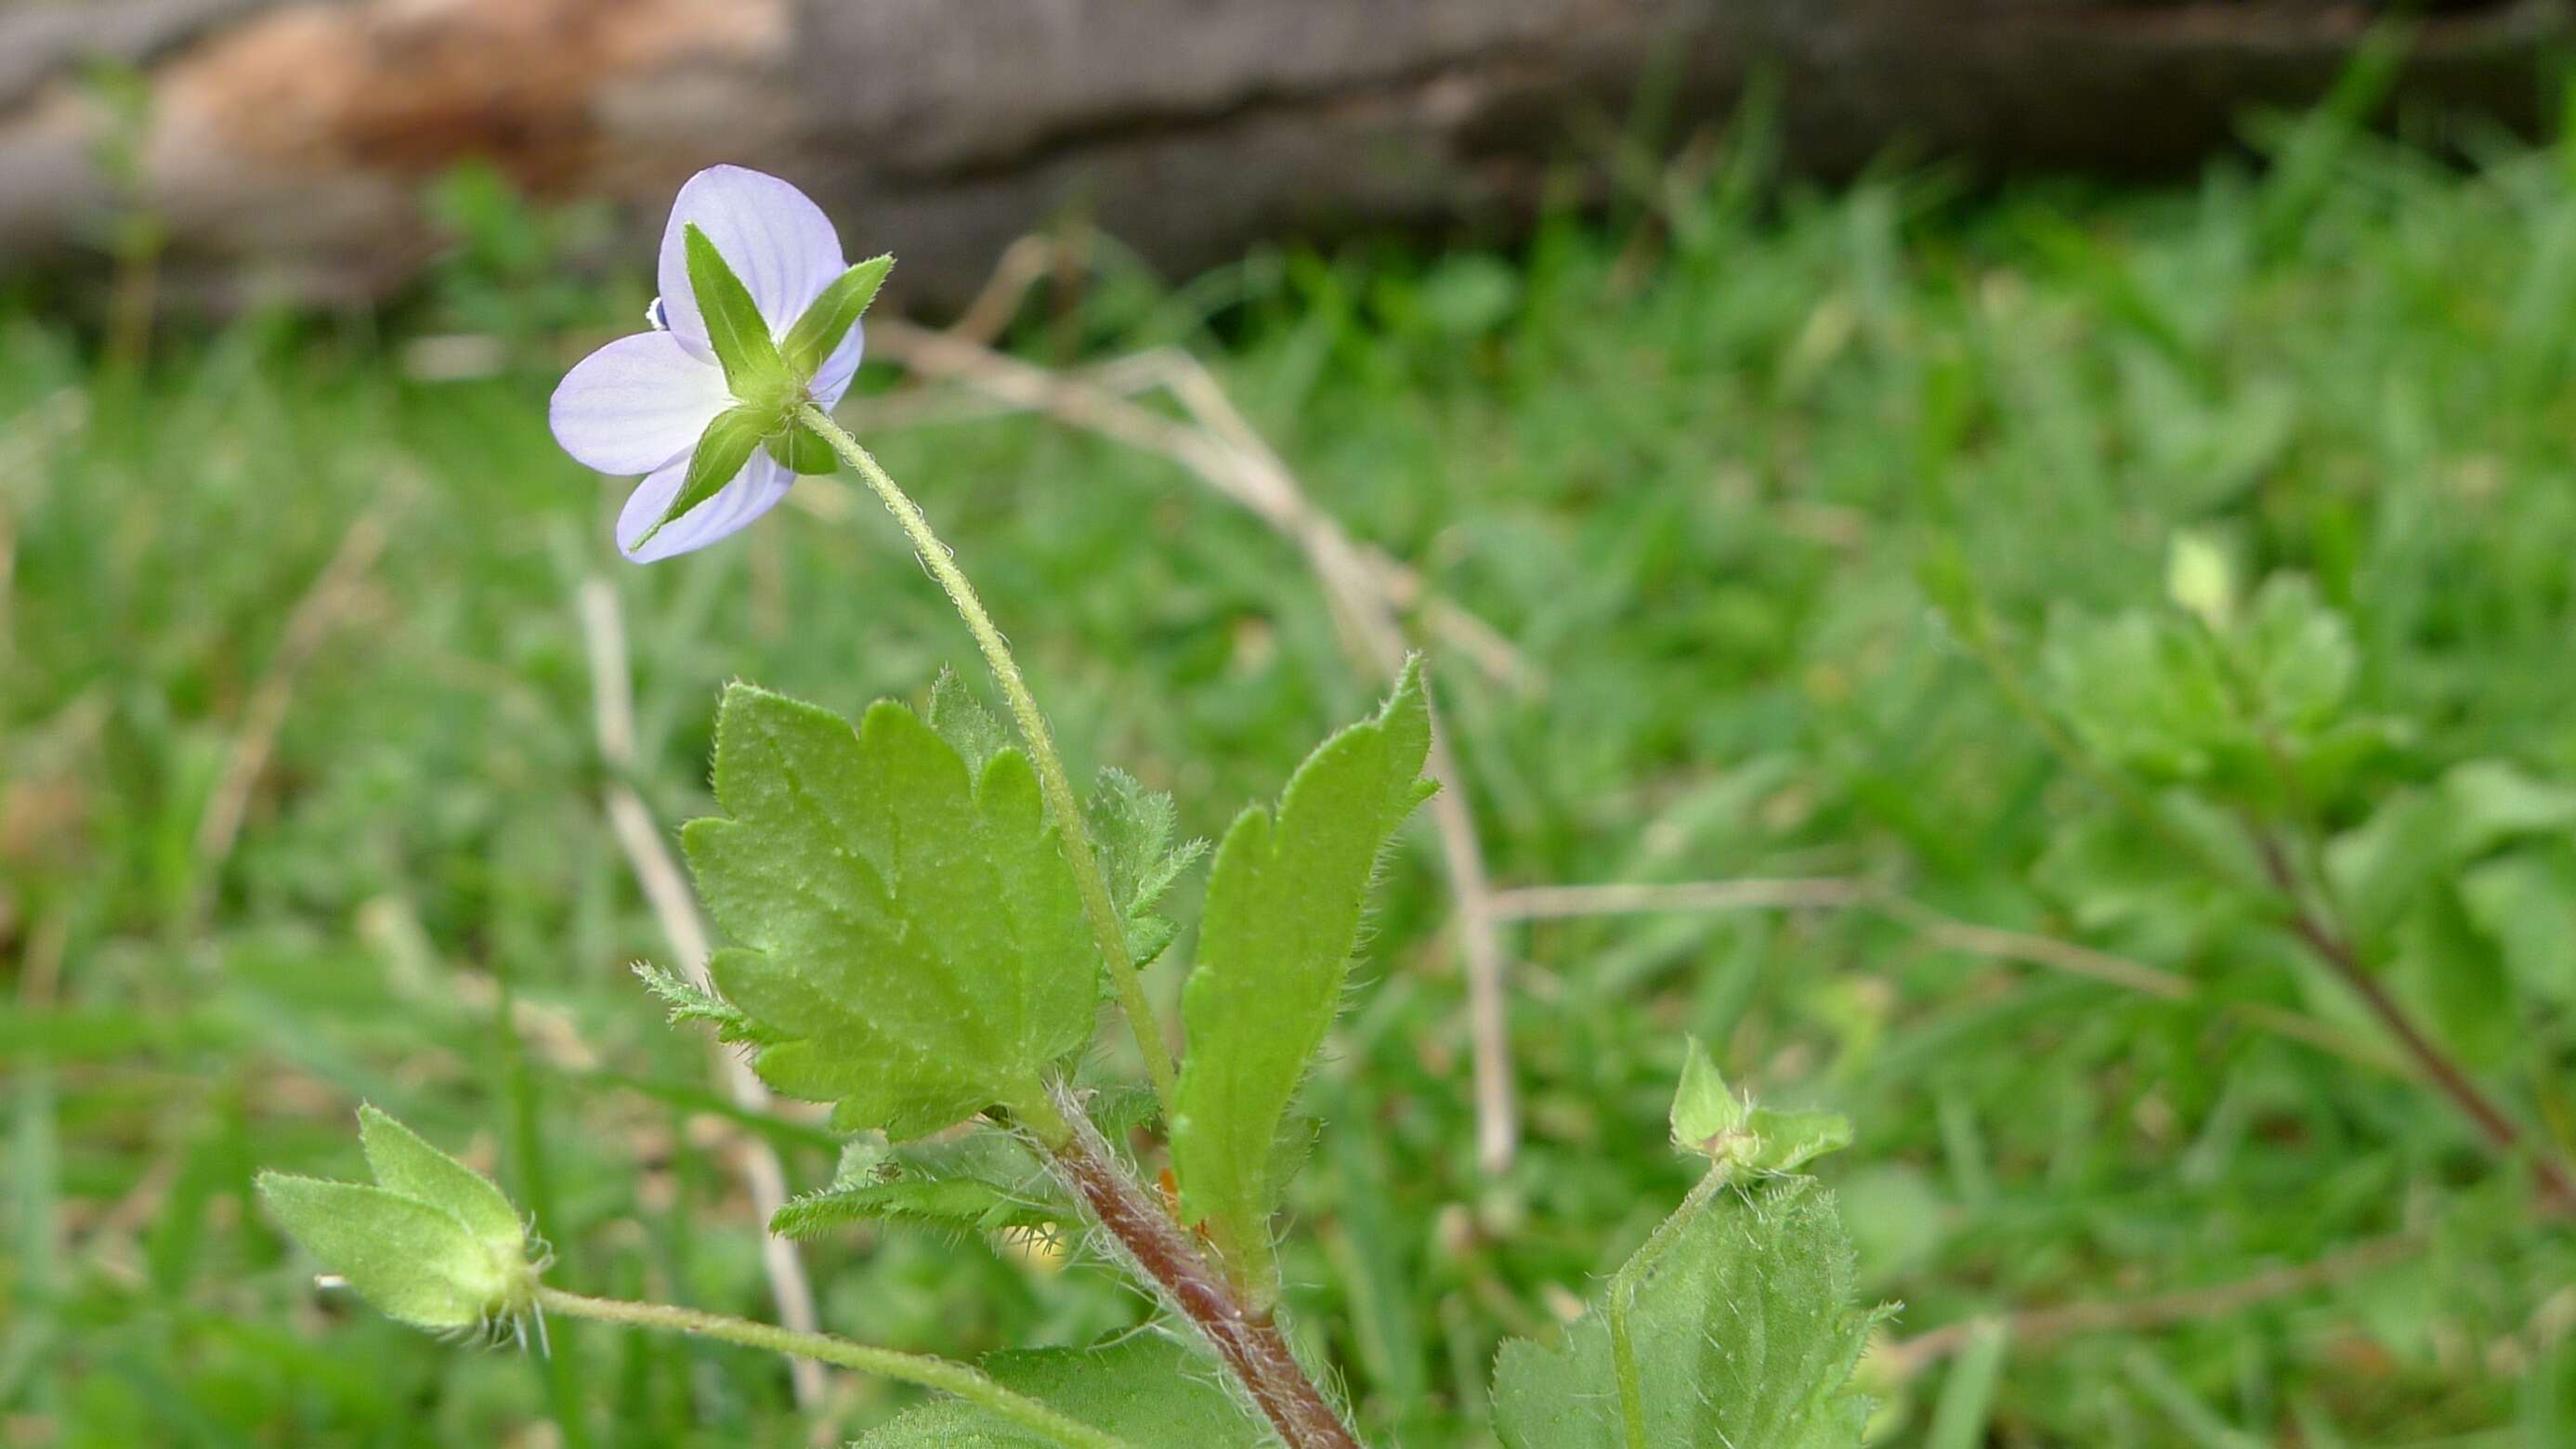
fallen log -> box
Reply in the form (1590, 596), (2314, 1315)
(0, 0), (2560, 308)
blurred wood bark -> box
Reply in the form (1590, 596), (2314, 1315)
(0, 0), (2562, 309)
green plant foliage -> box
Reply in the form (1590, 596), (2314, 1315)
(856, 1336), (1266, 1447)
(680, 685), (1099, 1137)
(2038, 571), (2388, 805)
(255, 1109), (536, 1336)
(632, 962), (773, 1042)
(1087, 767), (1207, 967)
(1170, 660), (1435, 1300)
(772, 1131), (1065, 1238)
(1490, 1178), (1875, 1449)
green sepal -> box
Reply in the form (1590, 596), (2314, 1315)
(1170, 659), (1435, 1304)
(683, 223), (792, 408)
(356, 1104), (525, 1261)
(254, 1107), (538, 1338)
(1669, 1038), (1853, 1178)
(637, 405), (766, 548)
(782, 254), (893, 380)
(257, 1177), (510, 1333)
(765, 423), (837, 476)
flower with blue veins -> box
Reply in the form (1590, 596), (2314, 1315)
(550, 164), (889, 562)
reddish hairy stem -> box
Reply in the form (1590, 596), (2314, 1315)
(1041, 1088), (1358, 1448)
(2253, 832), (2576, 1214)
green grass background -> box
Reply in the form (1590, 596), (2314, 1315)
(8, 94), (2576, 1446)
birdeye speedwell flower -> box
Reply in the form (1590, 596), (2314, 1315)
(550, 165), (890, 561)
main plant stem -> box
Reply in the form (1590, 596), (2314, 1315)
(802, 404), (1353, 1442)
(801, 403), (1178, 1109)
(1605, 1167), (1730, 1449)
(2251, 832), (2576, 1214)
(1038, 1084), (1360, 1449)
(534, 1286), (1135, 1449)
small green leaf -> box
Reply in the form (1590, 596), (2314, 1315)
(2440, 759), (2576, 854)
(355, 1105), (523, 1261)
(683, 223), (791, 407)
(2460, 845), (2576, 1011)
(255, 1175), (517, 1333)
(634, 962), (780, 1044)
(764, 423), (837, 476)
(782, 254), (893, 379)
(1492, 1178), (1876, 1449)
(773, 1130), (1066, 1238)
(639, 406), (767, 547)
(856, 1334), (1267, 1447)
(680, 685), (1100, 1139)
(1172, 660), (1435, 1302)
(1088, 767), (1207, 968)
(928, 668), (1010, 776)
(1669, 1040), (1853, 1177)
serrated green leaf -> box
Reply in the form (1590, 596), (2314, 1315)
(1088, 767), (1207, 968)
(929, 668), (1010, 776)
(255, 1174), (515, 1333)
(1172, 659), (1434, 1302)
(1492, 1178), (1876, 1449)
(640, 405), (767, 546)
(681, 685), (1099, 1139)
(764, 423), (837, 475)
(773, 1130), (1066, 1238)
(856, 1335), (1266, 1448)
(782, 254), (892, 379)
(356, 1105), (523, 1261)
(684, 223), (791, 406)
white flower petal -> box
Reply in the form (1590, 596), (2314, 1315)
(550, 332), (731, 476)
(655, 165), (845, 359)
(616, 448), (795, 564)
(810, 320), (866, 411)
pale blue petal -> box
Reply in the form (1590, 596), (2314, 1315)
(810, 320), (866, 410)
(550, 332), (730, 476)
(655, 165), (845, 361)
(616, 448), (795, 564)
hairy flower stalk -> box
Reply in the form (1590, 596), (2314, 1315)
(795, 403), (1179, 1107)
(535, 1287), (1136, 1449)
